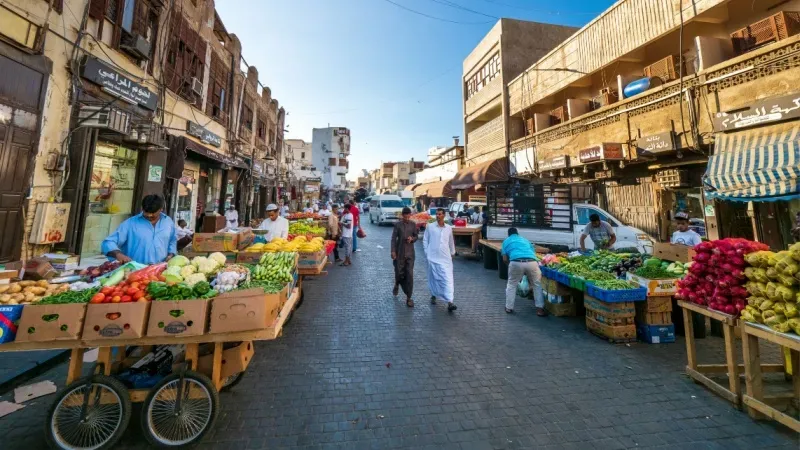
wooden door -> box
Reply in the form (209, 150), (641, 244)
(603, 178), (659, 237)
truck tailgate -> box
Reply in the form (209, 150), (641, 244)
(487, 226), (573, 248)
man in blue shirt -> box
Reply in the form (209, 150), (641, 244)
(101, 194), (177, 265)
(501, 227), (545, 316)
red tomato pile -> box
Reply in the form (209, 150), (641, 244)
(89, 263), (167, 304)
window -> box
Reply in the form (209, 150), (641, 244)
(381, 200), (404, 208)
(257, 119), (266, 139)
(300, 152), (305, 159)
(90, 0), (158, 66)
(329, 158), (337, 166)
(160, 9), (207, 101)
(576, 207), (615, 226)
(206, 51), (230, 123)
(465, 52), (500, 100)
(121, 0), (135, 32)
(241, 105), (253, 131)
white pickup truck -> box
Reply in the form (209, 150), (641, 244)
(487, 202), (653, 254)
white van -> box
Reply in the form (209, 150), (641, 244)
(369, 195), (406, 225)
(487, 203), (653, 254)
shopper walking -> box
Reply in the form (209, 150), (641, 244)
(391, 207), (419, 307)
(501, 228), (544, 316)
(424, 208), (457, 311)
(328, 204), (341, 262)
(349, 199), (361, 253)
(340, 206), (354, 266)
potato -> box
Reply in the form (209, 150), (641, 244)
(10, 293), (24, 301)
(36, 280), (49, 288)
(18, 281), (35, 287)
(7, 284), (21, 294)
(23, 292), (36, 302)
(8, 299), (19, 305)
(23, 286), (47, 296)
(0, 285), (9, 294)
(0, 294), (9, 303)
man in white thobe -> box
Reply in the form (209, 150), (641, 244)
(257, 204), (289, 241)
(424, 208), (457, 312)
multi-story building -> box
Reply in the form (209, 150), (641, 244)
(311, 127), (350, 197)
(505, 0), (800, 250)
(0, 0), (286, 263)
(461, 18), (577, 173)
(411, 139), (465, 185)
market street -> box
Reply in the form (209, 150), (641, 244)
(0, 220), (794, 449)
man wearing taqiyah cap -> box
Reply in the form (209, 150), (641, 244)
(257, 203), (289, 242)
(671, 211), (702, 247)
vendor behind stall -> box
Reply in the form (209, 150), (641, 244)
(580, 214), (616, 252)
(258, 203), (289, 241)
(101, 194), (177, 264)
(671, 212), (702, 246)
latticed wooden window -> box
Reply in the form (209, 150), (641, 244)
(465, 53), (500, 100)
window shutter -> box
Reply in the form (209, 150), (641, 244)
(131, 0), (149, 36)
(89, 0), (107, 20)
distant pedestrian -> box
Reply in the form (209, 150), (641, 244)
(176, 219), (194, 251)
(328, 204), (341, 262)
(303, 202), (314, 214)
(340, 206), (354, 266)
(424, 208), (457, 311)
(470, 206), (481, 224)
(501, 227), (544, 316)
(391, 207), (419, 307)
(349, 200), (361, 253)
(225, 204), (239, 228)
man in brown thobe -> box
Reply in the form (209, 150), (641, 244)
(391, 207), (419, 307)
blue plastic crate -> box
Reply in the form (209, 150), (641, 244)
(540, 266), (554, 279)
(554, 271), (571, 286)
(585, 283), (647, 302)
(637, 324), (676, 344)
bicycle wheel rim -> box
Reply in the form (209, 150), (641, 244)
(146, 377), (213, 446)
(50, 382), (123, 450)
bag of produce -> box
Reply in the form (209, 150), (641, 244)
(776, 273), (797, 287)
(772, 301), (786, 315)
(789, 243), (800, 262)
(746, 295), (762, 307)
(764, 313), (786, 327)
(753, 268), (769, 283)
(776, 285), (795, 302)
(759, 299), (775, 312)
(784, 302), (798, 318)
(765, 282), (779, 300)
(767, 252), (780, 267)
(776, 255), (800, 275)
(744, 267), (756, 280)
(766, 267), (780, 280)
(788, 317), (800, 334)
(770, 321), (792, 333)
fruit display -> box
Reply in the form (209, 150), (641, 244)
(552, 251), (643, 280)
(740, 242), (800, 334)
(288, 222), (326, 237)
(254, 236), (326, 253)
(410, 212), (431, 224)
(78, 260), (120, 280)
(676, 238), (768, 317)
(251, 252), (296, 284)
(288, 212), (322, 220)
(0, 280), (70, 305)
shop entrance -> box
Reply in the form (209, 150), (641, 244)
(176, 162), (199, 228)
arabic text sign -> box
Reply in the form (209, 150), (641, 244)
(186, 121), (222, 148)
(81, 56), (158, 111)
(714, 94), (800, 131)
(578, 143), (624, 164)
(538, 155), (569, 172)
(634, 132), (677, 154)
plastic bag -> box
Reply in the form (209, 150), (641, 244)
(773, 301), (786, 315)
(764, 313), (787, 327)
(766, 267), (780, 280)
(517, 276), (530, 297)
(744, 267), (756, 281)
(776, 273), (797, 287)
(776, 255), (799, 275)
(788, 317), (800, 334)
(776, 285), (795, 302)
(753, 268), (769, 283)
(766, 282), (779, 300)
(784, 302), (798, 318)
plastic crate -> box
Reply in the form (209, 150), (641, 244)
(540, 266), (555, 279)
(586, 283), (647, 303)
(637, 324), (676, 344)
(569, 276), (587, 292)
(554, 271), (571, 286)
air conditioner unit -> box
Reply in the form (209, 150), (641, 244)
(120, 33), (151, 61)
(190, 77), (203, 96)
(77, 106), (131, 134)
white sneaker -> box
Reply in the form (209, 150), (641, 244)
(355, 249), (362, 252)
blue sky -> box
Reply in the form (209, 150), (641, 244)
(216, 0), (615, 180)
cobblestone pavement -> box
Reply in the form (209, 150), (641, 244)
(1, 219), (797, 449)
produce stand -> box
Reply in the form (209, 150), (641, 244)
(452, 225), (482, 257)
(678, 300), (785, 407)
(297, 254), (328, 276)
(479, 239), (550, 274)
(741, 322), (799, 431)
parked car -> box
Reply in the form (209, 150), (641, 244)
(368, 195), (406, 225)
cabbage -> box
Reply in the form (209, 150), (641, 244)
(167, 255), (190, 268)
(163, 266), (183, 283)
(208, 252), (227, 266)
(180, 265), (197, 279)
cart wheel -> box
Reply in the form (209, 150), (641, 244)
(141, 370), (219, 448)
(45, 374), (131, 450)
(219, 372), (245, 392)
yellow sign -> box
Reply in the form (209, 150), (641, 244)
(468, 196), (487, 203)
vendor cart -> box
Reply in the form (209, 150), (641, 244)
(0, 286), (302, 449)
(452, 224), (483, 258)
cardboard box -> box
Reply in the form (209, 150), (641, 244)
(543, 277), (571, 295)
(297, 251), (325, 268)
(654, 242), (696, 263)
(209, 286), (286, 333)
(545, 299), (576, 317)
(586, 316), (636, 341)
(586, 309), (635, 326)
(83, 302), (151, 340)
(0, 270), (17, 284)
(546, 292), (571, 304)
(1, 261), (24, 282)
(583, 295), (635, 318)
(637, 324), (676, 344)
(197, 341), (254, 380)
(193, 228), (254, 252)
(0, 305), (24, 343)
(146, 299), (210, 337)
(16, 303), (87, 342)
(181, 249), (209, 259)
(626, 273), (678, 296)
(23, 258), (59, 280)
(640, 296), (673, 313)
(236, 252), (264, 264)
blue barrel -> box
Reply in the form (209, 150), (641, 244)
(623, 77), (661, 99)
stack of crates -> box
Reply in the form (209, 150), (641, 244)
(542, 276), (575, 317)
(635, 296), (675, 344)
(584, 295), (636, 343)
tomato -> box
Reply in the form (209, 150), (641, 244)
(100, 287), (113, 295)
(129, 282), (140, 290)
(128, 274), (141, 282)
(137, 297), (149, 303)
(113, 288), (123, 296)
(111, 296), (121, 303)
(125, 287), (138, 296)
(121, 295), (132, 303)
(157, 275), (166, 282)
(90, 293), (105, 304)
(133, 291), (145, 300)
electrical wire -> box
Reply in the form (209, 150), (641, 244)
(379, 0), (495, 24)
(425, 0), (498, 19)
(475, 0), (602, 15)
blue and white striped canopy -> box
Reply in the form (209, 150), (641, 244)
(704, 123), (800, 202)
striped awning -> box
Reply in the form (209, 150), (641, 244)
(704, 123), (800, 202)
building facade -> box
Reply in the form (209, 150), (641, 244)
(310, 127), (350, 196)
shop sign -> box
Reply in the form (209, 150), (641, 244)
(147, 165), (163, 182)
(594, 169), (617, 179)
(537, 155), (569, 172)
(578, 143), (624, 164)
(468, 196), (487, 203)
(81, 56), (158, 111)
(304, 185), (320, 193)
(186, 121), (222, 148)
(554, 176), (584, 184)
(714, 93), (800, 131)
(634, 132), (677, 154)
(252, 161), (265, 177)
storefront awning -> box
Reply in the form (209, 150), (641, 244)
(413, 180), (454, 198)
(404, 183), (420, 192)
(704, 123), (800, 202)
(183, 136), (249, 169)
(450, 157), (509, 190)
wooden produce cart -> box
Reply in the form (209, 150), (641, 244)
(297, 251), (329, 276)
(0, 287), (302, 449)
(678, 301), (784, 408)
(741, 322), (799, 432)
(452, 224), (483, 257)
(479, 238), (551, 278)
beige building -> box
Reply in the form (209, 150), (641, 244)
(462, 19), (577, 168)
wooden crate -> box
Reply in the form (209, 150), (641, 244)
(643, 55), (682, 82)
(586, 316), (636, 343)
(731, 11), (800, 55)
(636, 309), (673, 325)
(587, 309), (634, 326)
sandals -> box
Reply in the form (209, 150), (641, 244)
(406, 299), (415, 308)
(339, 262), (351, 267)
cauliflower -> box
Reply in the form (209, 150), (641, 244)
(194, 257), (219, 275)
(184, 273), (208, 287)
(191, 256), (209, 268)
(180, 265), (197, 279)
(162, 266), (183, 283)
(208, 252), (227, 266)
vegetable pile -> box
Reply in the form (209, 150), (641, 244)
(676, 238), (769, 316)
(740, 242), (800, 334)
(79, 261), (120, 280)
(633, 259), (688, 279)
(212, 265), (250, 293)
(147, 281), (217, 301)
(252, 252), (296, 284)
(590, 280), (640, 290)
(236, 280), (286, 294)
(40, 287), (100, 305)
